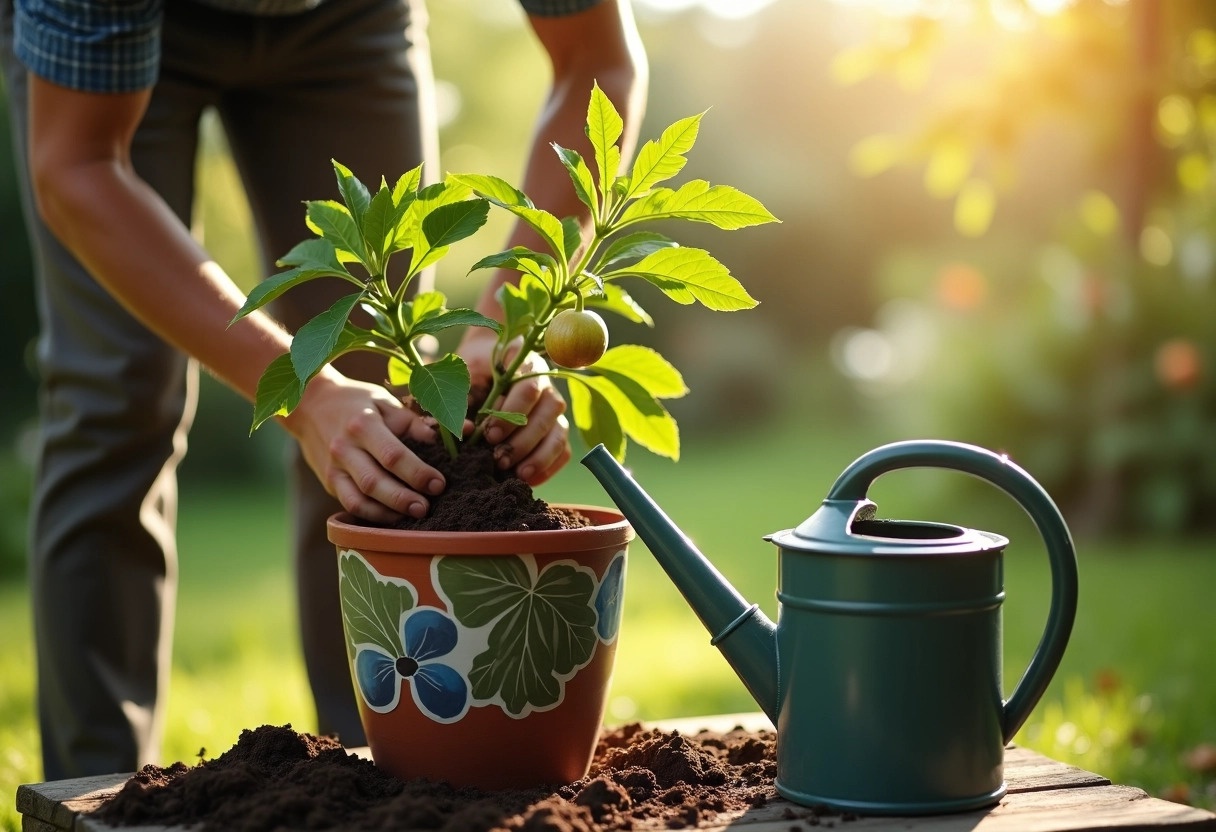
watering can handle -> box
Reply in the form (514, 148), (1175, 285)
(825, 439), (1079, 743)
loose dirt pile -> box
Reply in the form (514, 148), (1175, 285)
(91, 723), (857, 831)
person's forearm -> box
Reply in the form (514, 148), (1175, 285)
(34, 155), (292, 402)
(474, 1), (648, 321)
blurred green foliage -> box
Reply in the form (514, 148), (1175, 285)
(834, 0), (1216, 533)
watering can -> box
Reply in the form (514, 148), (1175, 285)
(581, 439), (1078, 816)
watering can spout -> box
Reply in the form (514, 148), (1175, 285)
(581, 444), (779, 723)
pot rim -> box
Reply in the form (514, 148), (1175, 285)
(326, 504), (634, 555)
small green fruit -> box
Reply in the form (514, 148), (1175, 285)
(544, 309), (609, 369)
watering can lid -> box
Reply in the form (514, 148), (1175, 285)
(767, 499), (1008, 556)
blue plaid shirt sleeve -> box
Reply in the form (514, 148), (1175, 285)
(518, 0), (605, 16)
(14, 0), (163, 94)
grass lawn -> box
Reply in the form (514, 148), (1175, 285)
(3, 413), (1214, 831)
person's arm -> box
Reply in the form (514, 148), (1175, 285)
(27, 78), (445, 525)
(460, 0), (648, 485)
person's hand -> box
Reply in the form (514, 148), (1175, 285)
(460, 327), (571, 487)
(282, 369), (446, 524)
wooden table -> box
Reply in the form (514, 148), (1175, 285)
(15, 713), (1216, 832)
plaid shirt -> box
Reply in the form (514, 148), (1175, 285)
(14, 0), (605, 94)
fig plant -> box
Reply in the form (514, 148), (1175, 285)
(235, 83), (778, 463)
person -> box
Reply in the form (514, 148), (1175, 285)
(0, 0), (647, 780)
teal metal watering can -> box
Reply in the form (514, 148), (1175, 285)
(582, 439), (1078, 816)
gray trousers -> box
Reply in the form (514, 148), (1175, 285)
(1, 0), (437, 779)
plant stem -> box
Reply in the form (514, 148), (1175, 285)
(437, 423), (459, 459)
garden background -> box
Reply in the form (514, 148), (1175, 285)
(2, 0), (1214, 829)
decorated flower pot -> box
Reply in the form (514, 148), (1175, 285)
(326, 506), (633, 789)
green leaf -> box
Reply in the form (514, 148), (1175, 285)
(251, 353), (303, 433)
(409, 354), (470, 437)
(276, 237), (347, 271)
(392, 164), (425, 204)
(561, 216), (583, 261)
(585, 282), (653, 326)
(618, 180), (780, 230)
(391, 180), (474, 256)
(622, 113), (703, 200)
(595, 231), (678, 271)
(586, 82), (623, 197)
(231, 261), (361, 325)
(446, 173), (533, 208)
(591, 345), (687, 398)
(553, 143), (597, 215)
(361, 185), (397, 267)
(468, 246), (558, 277)
(403, 291), (446, 327)
(410, 198), (491, 275)
(306, 200), (367, 264)
(291, 291), (365, 384)
(499, 275), (550, 341)
(437, 556), (598, 715)
(411, 308), (502, 338)
(338, 550), (416, 659)
(602, 248), (758, 311)
(449, 173), (565, 259)
(480, 408), (527, 426)
(333, 161), (372, 227)
(568, 377), (626, 460)
(565, 372), (679, 460)
(388, 357), (412, 385)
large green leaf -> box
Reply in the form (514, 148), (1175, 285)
(250, 353), (303, 432)
(449, 173), (565, 259)
(306, 200), (367, 265)
(499, 275), (550, 341)
(622, 113), (703, 200)
(586, 82), (623, 197)
(468, 247), (559, 283)
(602, 248), (758, 311)
(446, 173), (533, 208)
(618, 180), (780, 230)
(291, 291), (365, 384)
(231, 261), (361, 324)
(408, 353), (471, 437)
(333, 161), (371, 227)
(276, 237), (346, 270)
(585, 282), (653, 326)
(338, 551), (416, 659)
(569, 372), (679, 460)
(411, 308), (501, 338)
(594, 231), (677, 271)
(392, 181), (474, 256)
(591, 345), (687, 398)
(410, 198), (491, 275)
(561, 216), (583, 261)
(568, 377), (626, 461)
(401, 291), (446, 328)
(553, 143), (597, 215)
(437, 556), (598, 715)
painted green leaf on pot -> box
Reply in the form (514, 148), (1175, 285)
(595, 553), (627, 643)
(338, 550), (417, 660)
(437, 556), (598, 716)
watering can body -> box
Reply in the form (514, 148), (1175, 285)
(582, 440), (1078, 816)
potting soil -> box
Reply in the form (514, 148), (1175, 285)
(89, 722), (855, 831)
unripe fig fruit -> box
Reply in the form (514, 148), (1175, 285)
(544, 309), (608, 369)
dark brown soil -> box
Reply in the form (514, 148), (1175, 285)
(389, 438), (591, 532)
(89, 723), (854, 831)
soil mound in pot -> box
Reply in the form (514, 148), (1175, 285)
(90, 722), (854, 831)
(387, 438), (591, 532)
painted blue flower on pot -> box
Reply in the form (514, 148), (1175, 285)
(594, 552), (626, 643)
(354, 607), (469, 722)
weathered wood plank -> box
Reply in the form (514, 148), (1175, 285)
(21, 815), (65, 832)
(16, 776), (128, 830)
(650, 785), (1216, 831)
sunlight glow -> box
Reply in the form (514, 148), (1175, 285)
(636, 0), (779, 19)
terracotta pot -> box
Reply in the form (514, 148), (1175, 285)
(327, 506), (634, 789)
